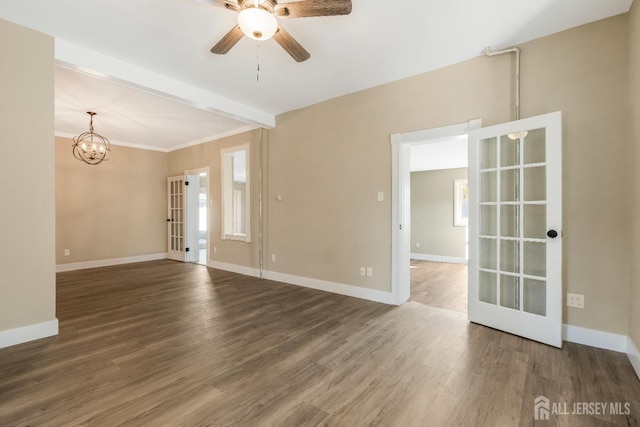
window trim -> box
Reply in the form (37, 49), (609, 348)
(221, 144), (251, 242)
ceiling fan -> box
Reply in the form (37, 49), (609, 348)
(206, 0), (352, 62)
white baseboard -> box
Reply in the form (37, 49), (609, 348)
(264, 270), (397, 305)
(206, 261), (396, 305)
(56, 253), (167, 272)
(207, 260), (261, 278)
(410, 253), (468, 264)
(0, 319), (59, 349)
(562, 324), (627, 352)
(627, 337), (640, 380)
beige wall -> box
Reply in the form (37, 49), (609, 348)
(629, 2), (640, 348)
(168, 130), (261, 268)
(55, 137), (168, 264)
(411, 168), (468, 259)
(525, 17), (630, 335)
(267, 15), (630, 333)
(266, 58), (507, 290)
(0, 19), (56, 331)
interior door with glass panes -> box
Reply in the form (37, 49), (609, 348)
(468, 111), (562, 347)
(167, 176), (187, 262)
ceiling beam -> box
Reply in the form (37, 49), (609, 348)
(55, 39), (275, 128)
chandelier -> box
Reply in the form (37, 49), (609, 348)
(72, 112), (111, 165)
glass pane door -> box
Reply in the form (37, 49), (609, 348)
(167, 176), (187, 262)
(478, 128), (547, 316)
(469, 112), (562, 347)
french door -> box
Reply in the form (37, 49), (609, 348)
(167, 176), (187, 262)
(468, 112), (562, 347)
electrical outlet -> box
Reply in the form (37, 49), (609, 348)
(366, 267), (373, 277)
(213, 247), (217, 254)
(64, 249), (70, 256)
(360, 267), (366, 277)
(377, 191), (384, 202)
(567, 293), (584, 308)
(272, 254), (276, 262)
(416, 242), (420, 248)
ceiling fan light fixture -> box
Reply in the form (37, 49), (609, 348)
(237, 7), (278, 41)
(507, 130), (529, 140)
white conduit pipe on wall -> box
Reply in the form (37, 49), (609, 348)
(483, 46), (522, 121)
(258, 127), (264, 280)
(483, 45), (524, 309)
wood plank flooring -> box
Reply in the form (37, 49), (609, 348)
(410, 260), (468, 313)
(0, 259), (639, 426)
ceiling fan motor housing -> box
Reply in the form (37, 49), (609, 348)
(238, 0), (277, 13)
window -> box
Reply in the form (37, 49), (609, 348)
(221, 144), (250, 241)
(454, 178), (469, 227)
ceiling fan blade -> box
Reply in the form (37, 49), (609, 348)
(275, 0), (352, 18)
(273, 26), (310, 62)
(211, 25), (244, 54)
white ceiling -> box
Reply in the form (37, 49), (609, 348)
(0, 0), (632, 150)
(55, 66), (255, 151)
(410, 137), (468, 173)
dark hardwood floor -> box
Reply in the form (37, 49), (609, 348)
(0, 260), (639, 426)
(410, 260), (468, 313)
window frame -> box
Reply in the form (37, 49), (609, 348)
(221, 144), (251, 242)
(454, 178), (469, 227)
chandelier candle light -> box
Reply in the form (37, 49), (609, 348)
(72, 112), (111, 165)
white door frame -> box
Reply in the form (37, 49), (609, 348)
(185, 167), (210, 265)
(390, 119), (482, 305)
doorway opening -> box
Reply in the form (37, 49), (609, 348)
(185, 169), (209, 266)
(390, 119), (481, 306)
(409, 137), (469, 312)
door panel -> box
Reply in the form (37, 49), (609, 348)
(468, 112), (562, 347)
(167, 176), (186, 262)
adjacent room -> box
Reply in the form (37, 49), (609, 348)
(409, 137), (469, 313)
(2, 0), (640, 425)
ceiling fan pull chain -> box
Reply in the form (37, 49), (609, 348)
(256, 42), (260, 82)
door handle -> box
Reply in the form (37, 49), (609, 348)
(547, 230), (558, 238)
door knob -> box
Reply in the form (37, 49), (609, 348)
(547, 230), (558, 238)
